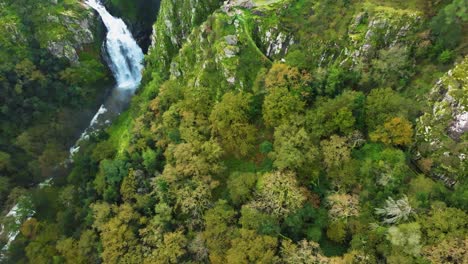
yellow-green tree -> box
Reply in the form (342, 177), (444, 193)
(226, 229), (278, 264)
(370, 117), (413, 146)
(251, 171), (307, 218)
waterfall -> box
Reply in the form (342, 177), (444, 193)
(70, 0), (144, 155)
(85, 0), (144, 90)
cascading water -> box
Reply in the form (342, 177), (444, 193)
(1, 1), (144, 255)
(69, 0), (144, 155)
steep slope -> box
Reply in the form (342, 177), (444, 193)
(2, 0), (467, 263)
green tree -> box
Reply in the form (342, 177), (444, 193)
(227, 172), (257, 205)
(145, 230), (187, 264)
(365, 88), (410, 131)
(142, 148), (161, 173)
(226, 229), (278, 264)
(202, 200), (237, 263)
(0, 151), (11, 171)
(419, 202), (467, 244)
(0, 176), (10, 203)
(306, 90), (363, 138)
(239, 206), (280, 236)
(94, 159), (129, 202)
(210, 91), (257, 157)
(270, 119), (320, 178)
(326, 220), (347, 243)
(263, 87), (305, 127)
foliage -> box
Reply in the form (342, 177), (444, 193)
(225, 229), (278, 264)
(281, 239), (330, 264)
(210, 91), (257, 157)
(387, 222), (422, 256)
(375, 196), (413, 224)
(3, 0), (468, 263)
(370, 117), (413, 146)
(250, 171), (307, 218)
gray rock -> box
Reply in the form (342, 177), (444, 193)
(224, 46), (239, 58)
(225, 35), (238, 45)
(47, 41), (79, 64)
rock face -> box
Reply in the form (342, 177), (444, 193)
(45, 10), (95, 64)
(146, 0), (222, 80)
(415, 57), (468, 187)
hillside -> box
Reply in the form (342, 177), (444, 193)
(0, 0), (467, 263)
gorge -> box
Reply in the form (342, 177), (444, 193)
(0, 0), (466, 263)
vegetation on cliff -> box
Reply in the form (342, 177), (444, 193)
(1, 0), (467, 263)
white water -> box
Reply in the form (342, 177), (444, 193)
(70, 0), (144, 156)
(1, 1), (144, 255)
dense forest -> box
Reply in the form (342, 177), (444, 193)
(0, 0), (467, 263)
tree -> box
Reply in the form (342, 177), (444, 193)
(270, 119), (320, 177)
(375, 196), (413, 224)
(282, 204), (327, 241)
(327, 193), (360, 220)
(250, 171), (307, 218)
(324, 66), (345, 96)
(210, 91), (257, 157)
(263, 87), (305, 127)
(365, 88), (410, 131)
(20, 218), (39, 239)
(419, 202), (467, 244)
(120, 169), (140, 203)
(92, 203), (143, 264)
(94, 159), (129, 202)
(145, 230), (187, 264)
(239, 206), (280, 236)
(320, 135), (351, 170)
(306, 90), (363, 138)
(142, 148), (161, 173)
(387, 222), (422, 257)
(25, 223), (60, 264)
(202, 200), (237, 263)
(0, 176), (10, 203)
(281, 239), (330, 264)
(423, 237), (468, 264)
(264, 63), (312, 97)
(37, 143), (67, 178)
(0, 151), (11, 171)
(227, 172), (257, 205)
(161, 140), (224, 223)
(326, 220), (347, 243)
(370, 117), (413, 146)
(430, 0), (467, 49)
(226, 229), (278, 264)
(360, 145), (409, 190)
